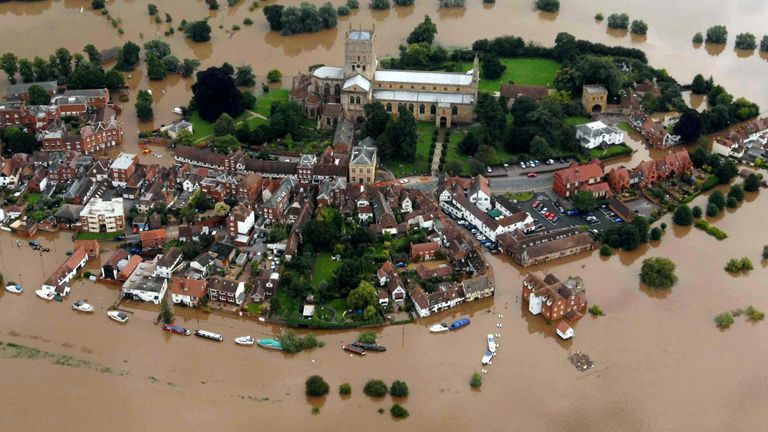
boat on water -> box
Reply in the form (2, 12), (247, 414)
(72, 300), (95, 312)
(235, 336), (255, 346)
(162, 324), (191, 336)
(343, 344), (366, 356)
(195, 330), (224, 342)
(1, 226), (12, 232)
(481, 350), (496, 365)
(5, 284), (23, 294)
(171, 107), (183, 115)
(487, 334), (496, 353)
(107, 310), (129, 323)
(35, 289), (55, 300)
(350, 342), (386, 352)
(449, 318), (471, 330)
(257, 338), (284, 350)
(429, 323), (449, 333)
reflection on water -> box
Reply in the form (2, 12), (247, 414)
(704, 42), (726, 56)
(606, 28), (629, 39)
(734, 48), (755, 58)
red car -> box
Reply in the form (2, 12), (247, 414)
(527, 172), (538, 178)
(532, 200), (541, 209)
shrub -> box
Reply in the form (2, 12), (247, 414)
(763, 245), (768, 260)
(357, 331), (377, 344)
(607, 13), (629, 30)
(279, 332), (320, 353)
(305, 375), (329, 397)
(630, 20), (648, 35)
(692, 32), (703, 44)
(714, 312), (734, 329)
(708, 190), (726, 210)
(734, 33), (757, 50)
(660, 222), (667, 230)
(706, 203), (719, 217)
(705, 25), (728, 44)
(339, 383), (352, 395)
(470, 372), (482, 388)
(727, 184), (744, 202)
(391, 404), (409, 418)
(649, 227), (662, 241)
(243, 17), (254, 25)
(726, 196), (738, 208)
(438, 0), (466, 6)
(267, 69), (282, 82)
(337, 5), (350, 15)
(724, 257), (753, 273)
(640, 257), (677, 289)
(594, 12), (604, 21)
(347, 0), (359, 8)
(588, 304), (604, 316)
(672, 204), (693, 226)
(694, 220), (728, 240)
(369, 0), (390, 9)
(390, 380), (409, 397)
(364, 379), (388, 397)
(92, 0), (106, 9)
(745, 306), (765, 321)
(761, 35), (768, 52)
(393, 0), (414, 5)
(535, 0), (559, 13)
(599, 245), (612, 256)
(147, 3), (158, 15)
(743, 173), (761, 192)
(691, 206), (702, 218)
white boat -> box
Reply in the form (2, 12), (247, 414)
(195, 330), (224, 342)
(107, 310), (129, 323)
(235, 335), (255, 346)
(171, 107), (183, 115)
(35, 289), (55, 300)
(481, 350), (496, 365)
(0, 226), (11, 232)
(487, 334), (497, 353)
(72, 300), (95, 313)
(429, 323), (449, 333)
(5, 284), (23, 294)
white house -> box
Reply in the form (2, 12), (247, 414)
(170, 277), (207, 307)
(40, 246), (90, 296)
(0, 163), (20, 188)
(467, 176), (491, 211)
(122, 259), (168, 304)
(153, 247), (184, 279)
(182, 175), (201, 192)
(161, 120), (193, 139)
(556, 321), (574, 340)
(575, 121), (625, 149)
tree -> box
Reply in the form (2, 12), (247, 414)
(363, 102), (390, 138)
(146, 55), (167, 80)
(144, 39), (172, 60)
(631, 216), (650, 243)
(1, 127), (40, 154)
(474, 92), (506, 145)
(535, 0), (559, 12)
(339, 383), (352, 395)
(92, 0), (105, 9)
(318, 2), (337, 29)
(672, 204), (692, 226)
(192, 66), (244, 122)
(728, 184), (744, 202)
(369, 0), (390, 9)
(607, 13), (629, 30)
(347, 280), (378, 310)
(213, 202), (230, 216)
(709, 191), (726, 211)
(185, 20), (212, 42)
(458, 132), (480, 156)
(470, 372), (482, 388)
(692, 32), (703, 44)
(481, 56), (506, 80)
(66, 63), (105, 89)
(692, 205), (703, 218)
(640, 257), (677, 289)
(390, 380), (409, 397)
(705, 25), (728, 44)
(363, 379), (388, 397)
(571, 191), (596, 212)
(54, 48), (73, 77)
(390, 404), (409, 419)
(303, 220), (340, 251)
(407, 15), (437, 45)
(650, 227), (662, 241)
(673, 109), (703, 143)
(706, 203), (719, 217)
(148, 4), (158, 15)
(179, 58), (201, 77)
(726, 196), (738, 208)
(213, 113), (237, 137)
(0, 52), (18, 84)
(337, 5), (350, 16)
(378, 105), (417, 162)
(743, 173), (761, 192)
(211, 134), (240, 153)
(762, 35), (768, 52)
(234, 65), (256, 87)
(690, 74), (708, 94)
(162, 55), (180, 74)
(115, 42), (141, 71)
(27, 85), (50, 105)
(305, 375), (329, 397)
(763, 245), (768, 260)
(714, 312), (734, 329)
(630, 20), (648, 35)
(715, 159), (738, 184)
(347, 0), (360, 8)
(734, 33), (757, 50)
(530, 136), (552, 158)
(18, 58), (34, 83)
(83, 44), (101, 64)
(267, 69), (282, 82)
(600, 245), (612, 256)
(160, 301), (174, 324)
(263, 5), (285, 31)
(104, 70), (125, 90)
(135, 90), (153, 121)
(363, 305), (378, 321)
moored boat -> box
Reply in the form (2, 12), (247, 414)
(343, 344), (366, 355)
(235, 336), (255, 346)
(350, 342), (386, 352)
(162, 324), (191, 336)
(5, 284), (23, 294)
(72, 300), (95, 312)
(195, 330), (224, 342)
(107, 310), (129, 323)
(487, 334), (496, 353)
(257, 338), (284, 350)
(429, 323), (449, 333)
(449, 318), (470, 330)
(35, 289), (55, 300)
(481, 350), (496, 365)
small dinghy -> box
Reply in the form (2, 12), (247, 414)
(235, 336), (255, 346)
(72, 300), (95, 312)
(107, 310), (129, 323)
(5, 284), (22, 294)
(449, 318), (470, 330)
(35, 289), (55, 300)
(487, 334), (497, 353)
(429, 323), (449, 333)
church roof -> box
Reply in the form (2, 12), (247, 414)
(349, 30), (372, 41)
(312, 66), (344, 80)
(372, 90), (474, 105)
(374, 70), (473, 86)
(343, 74), (371, 92)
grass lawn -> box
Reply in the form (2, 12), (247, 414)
(384, 122), (435, 178)
(444, 128), (519, 175)
(75, 230), (124, 241)
(25, 192), (42, 205)
(254, 89), (290, 118)
(565, 116), (593, 126)
(326, 298), (349, 316)
(311, 252), (341, 289)
(616, 122), (635, 133)
(506, 191), (534, 202)
(589, 143), (633, 159)
(457, 58), (561, 92)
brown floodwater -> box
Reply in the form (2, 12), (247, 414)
(1, 187), (768, 431)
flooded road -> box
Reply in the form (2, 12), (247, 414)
(1, 187), (768, 431)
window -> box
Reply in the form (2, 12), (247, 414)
(356, 96), (361, 104)
(386, 103), (392, 112)
(367, 169), (371, 174)
(451, 106), (458, 116)
(362, 65), (366, 71)
(419, 104), (425, 114)
(408, 104), (414, 112)
(430, 104), (436, 115)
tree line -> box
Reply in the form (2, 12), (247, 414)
(263, 2), (338, 35)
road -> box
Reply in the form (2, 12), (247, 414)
(407, 172), (554, 195)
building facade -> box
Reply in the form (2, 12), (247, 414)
(79, 198), (125, 233)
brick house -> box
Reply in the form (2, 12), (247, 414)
(207, 277), (245, 305)
(552, 159), (605, 198)
(170, 277), (208, 307)
(410, 242), (440, 261)
(140, 229), (167, 249)
(109, 152), (138, 188)
(522, 272), (587, 321)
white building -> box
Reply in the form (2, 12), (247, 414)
(122, 259), (168, 304)
(575, 121), (625, 149)
(153, 247), (184, 279)
(79, 197), (125, 233)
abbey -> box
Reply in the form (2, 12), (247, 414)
(291, 24), (479, 129)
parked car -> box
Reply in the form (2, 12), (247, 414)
(551, 216), (560, 223)
(396, 262), (407, 268)
(613, 217), (623, 223)
(532, 200), (541, 209)
(527, 172), (538, 178)
(520, 161), (526, 169)
(399, 178), (410, 184)
(470, 228), (478, 234)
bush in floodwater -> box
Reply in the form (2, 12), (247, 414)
(594, 12), (604, 21)
(438, 0), (466, 7)
(369, 0), (390, 9)
(630, 20), (648, 35)
(391, 404), (409, 418)
(470, 372), (483, 388)
(279, 332), (320, 353)
(337, 5), (350, 15)
(650, 227), (662, 241)
(640, 257), (677, 289)
(607, 13), (629, 30)
(339, 383), (352, 395)
(357, 331), (377, 344)
(692, 32), (703, 44)
(390, 380), (409, 397)
(735, 33), (757, 50)
(160, 302), (174, 324)
(588, 304), (604, 316)
(347, 0), (359, 8)
(691, 205), (703, 218)
(393, 0), (414, 5)
(714, 312), (734, 329)
(762, 245), (768, 260)
(364, 379), (389, 397)
(724, 257), (752, 274)
(745, 306), (765, 321)
(305, 375), (330, 397)
(705, 25), (728, 44)
(535, 0), (559, 13)
(599, 245), (612, 257)
(92, 0), (106, 9)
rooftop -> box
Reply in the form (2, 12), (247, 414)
(80, 197), (124, 218)
(312, 66), (344, 80)
(110, 152), (136, 171)
(374, 70), (473, 86)
(372, 90), (474, 105)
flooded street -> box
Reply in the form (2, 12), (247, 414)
(1, 189), (767, 431)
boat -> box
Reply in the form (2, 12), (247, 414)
(194, 329), (224, 342)
(449, 318), (471, 330)
(429, 323), (449, 333)
(35, 289), (55, 300)
(487, 334), (496, 353)
(171, 107), (183, 115)
(235, 336), (255, 346)
(72, 300), (95, 312)
(350, 342), (386, 352)
(162, 324), (191, 336)
(481, 350), (496, 365)
(5, 284), (22, 294)
(107, 310), (129, 323)
(256, 338), (284, 350)
(342, 344), (366, 356)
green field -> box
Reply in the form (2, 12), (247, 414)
(25, 192), (42, 205)
(443, 128), (518, 175)
(565, 116), (593, 126)
(506, 191), (534, 202)
(75, 230), (124, 241)
(188, 90), (290, 142)
(188, 111), (247, 142)
(588, 143), (633, 159)
(457, 57), (562, 92)
(311, 252), (341, 289)
(616, 122), (635, 134)
(384, 122), (435, 178)
(254, 89), (290, 118)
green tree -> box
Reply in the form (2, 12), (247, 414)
(1, 127), (40, 154)
(192, 66), (244, 122)
(318, 2), (338, 29)
(0, 52), (18, 84)
(630, 20), (648, 35)
(535, 0), (559, 12)
(92, 0), (106, 9)
(339, 383), (352, 395)
(571, 191), (596, 212)
(726, 196), (738, 208)
(160, 301), (174, 324)
(148, 4), (158, 15)
(600, 245), (612, 256)
(727, 184), (744, 202)
(690, 74), (708, 94)
(144, 39), (172, 60)
(734, 33), (757, 50)
(347, 0), (360, 8)
(715, 159), (738, 184)
(390, 380), (409, 397)
(362, 305), (378, 321)
(458, 132), (480, 156)
(116, 41), (141, 71)
(470, 372), (482, 388)
(211, 134), (240, 153)
(185, 20), (212, 42)
(708, 190), (726, 210)
(146, 55), (167, 80)
(481, 56), (506, 80)
(692, 32), (703, 44)
(83, 44), (101, 64)
(650, 227), (662, 241)
(363, 102), (390, 138)
(263, 5), (285, 31)
(234, 65), (256, 87)
(378, 105), (417, 162)
(743, 174), (760, 192)
(474, 92), (506, 145)
(363, 379), (388, 397)
(213, 202), (231, 216)
(303, 220), (340, 251)
(606, 13), (629, 30)
(55, 48), (73, 77)
(213, 113), (237, 137)
(640, 257), (677, 289)
(673, 109), (703, 143)
(180, 58), (201, 77)
(267, 69), (282, 82)
(27, 85), (51, 105)
(104, 70), (125, 90)
(714, 312), (734, 329)
(407, 15), (438, 45)
(347, 281), (378, 310)
(390, 404), (409, 419)
(17, 58), (34, 83)
(705, 25), (728, 44)
(761, 36), (768, 52)
(305, 375), (329, 397)
(672, 204), (693, 226)
(369, 0), (390, 9)
(691, 205), (703, 218)
(530, 136), (552, 159)
(337, 5), (350, 16)
(706, 203), (719, 217)
(135, 90), (153, 121)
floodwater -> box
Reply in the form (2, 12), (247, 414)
(1, 187), (768, 431)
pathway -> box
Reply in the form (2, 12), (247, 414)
(430, 128), (445, 175)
